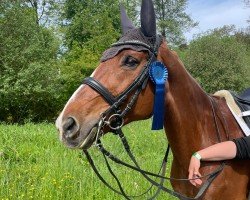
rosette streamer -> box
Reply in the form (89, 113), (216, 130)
(149, 61), (168, 130)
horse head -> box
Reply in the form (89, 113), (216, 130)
(56, 0), (170, 149)
(56, 1), (250, 199)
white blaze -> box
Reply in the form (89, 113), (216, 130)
(56, 68), (98, 131)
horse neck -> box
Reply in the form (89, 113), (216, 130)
(159, 44), (212, 163)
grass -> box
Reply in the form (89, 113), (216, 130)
(0, 121), (176, 200)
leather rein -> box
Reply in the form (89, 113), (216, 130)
(81, 36), (226, 200)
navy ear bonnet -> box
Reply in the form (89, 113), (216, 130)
(100, 28), (158, 62)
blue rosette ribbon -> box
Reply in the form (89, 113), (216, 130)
(149, 61), (168, 130)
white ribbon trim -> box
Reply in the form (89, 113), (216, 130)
(227, 104), (250, 136)
(240, 110), (250, 117)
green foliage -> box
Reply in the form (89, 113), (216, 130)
(154, 0), (198, 45)
(0, 1), (63, 123)
(0, 122), (174, 200)
(0, 1), (249, 123)
(235, 28), (250, 82)
(59, 0), (122, 96)
(0, 63), (63, 123)
(59, 14), (120, 96)
(182, 26), (249, 93)
(235, 28), (250, 50)
(63, 0), (121, 49)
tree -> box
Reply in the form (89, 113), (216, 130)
(154, 0), (198, 45)
(0, 1), (63, 123)
(243, 0), (250, 7)
(182, 26), (249, 93)
(114, 0), (198, 46)
(62, 0), (122, 49)
(58, 0), (123, 96)
(243, 0), (250, 24)
(23, 0), (63, 26)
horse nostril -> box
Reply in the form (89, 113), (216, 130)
(63, 117), (79, 139)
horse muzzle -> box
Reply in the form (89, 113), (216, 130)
(57, 116), (98, 150)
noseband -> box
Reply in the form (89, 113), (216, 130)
(81, 36), (225, 200)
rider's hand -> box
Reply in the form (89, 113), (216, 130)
(188, 156), (202, 186)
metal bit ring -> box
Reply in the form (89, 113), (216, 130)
(108, 114), (124, 130)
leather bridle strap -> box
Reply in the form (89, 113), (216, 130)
(84, 128), (225, 200)
(87, 95), (227, 200)
(82, 65), (150, 119)
(83, 142), (170, 199)
(82, 36), (162, 115)
(83, 77), (116, 106)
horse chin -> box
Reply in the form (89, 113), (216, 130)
(62, 126), (98, 150)
(78, 126), (98, 150)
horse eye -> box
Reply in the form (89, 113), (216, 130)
(123, 56), (139, 68)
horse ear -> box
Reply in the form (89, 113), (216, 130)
(120, 4), (135, 34)
(140, 0), (156, 37)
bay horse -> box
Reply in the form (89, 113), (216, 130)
(56, 0), (250, 199)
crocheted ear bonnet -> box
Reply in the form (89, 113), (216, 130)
(100, 28), (157, 62)
(100, 0), (159, 62)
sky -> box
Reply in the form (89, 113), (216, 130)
(184, 0), (250, 41)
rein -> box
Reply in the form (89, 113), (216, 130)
(82, 38), (226, 199)
(83, 129), (225, 200)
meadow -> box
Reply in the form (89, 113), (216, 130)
(0, 120), (177, 200)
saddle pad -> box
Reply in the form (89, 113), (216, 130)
(214, 90), (250, 136)
(231, 91), (250, 126)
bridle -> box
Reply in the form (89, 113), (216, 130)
(81, 35), (226, 200)
(82, 37), (162, 130)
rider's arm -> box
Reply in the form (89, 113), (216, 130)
(196, 141), (237, 161)
(188, 136), (250, 186)
(188, 141), (236, 186)
(195, 136), (250, 161)
(232, 136), (250, 159)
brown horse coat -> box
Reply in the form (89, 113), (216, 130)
(56, 0), (250, 199)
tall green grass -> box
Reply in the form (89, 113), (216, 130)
(0, 121), (176, 200)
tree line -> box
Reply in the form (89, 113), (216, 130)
(0, 0), (249, 123)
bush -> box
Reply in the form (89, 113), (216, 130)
(0, 3), (65, 123)
(182, 26), (249, 93)
(0, 62), (64, 123)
